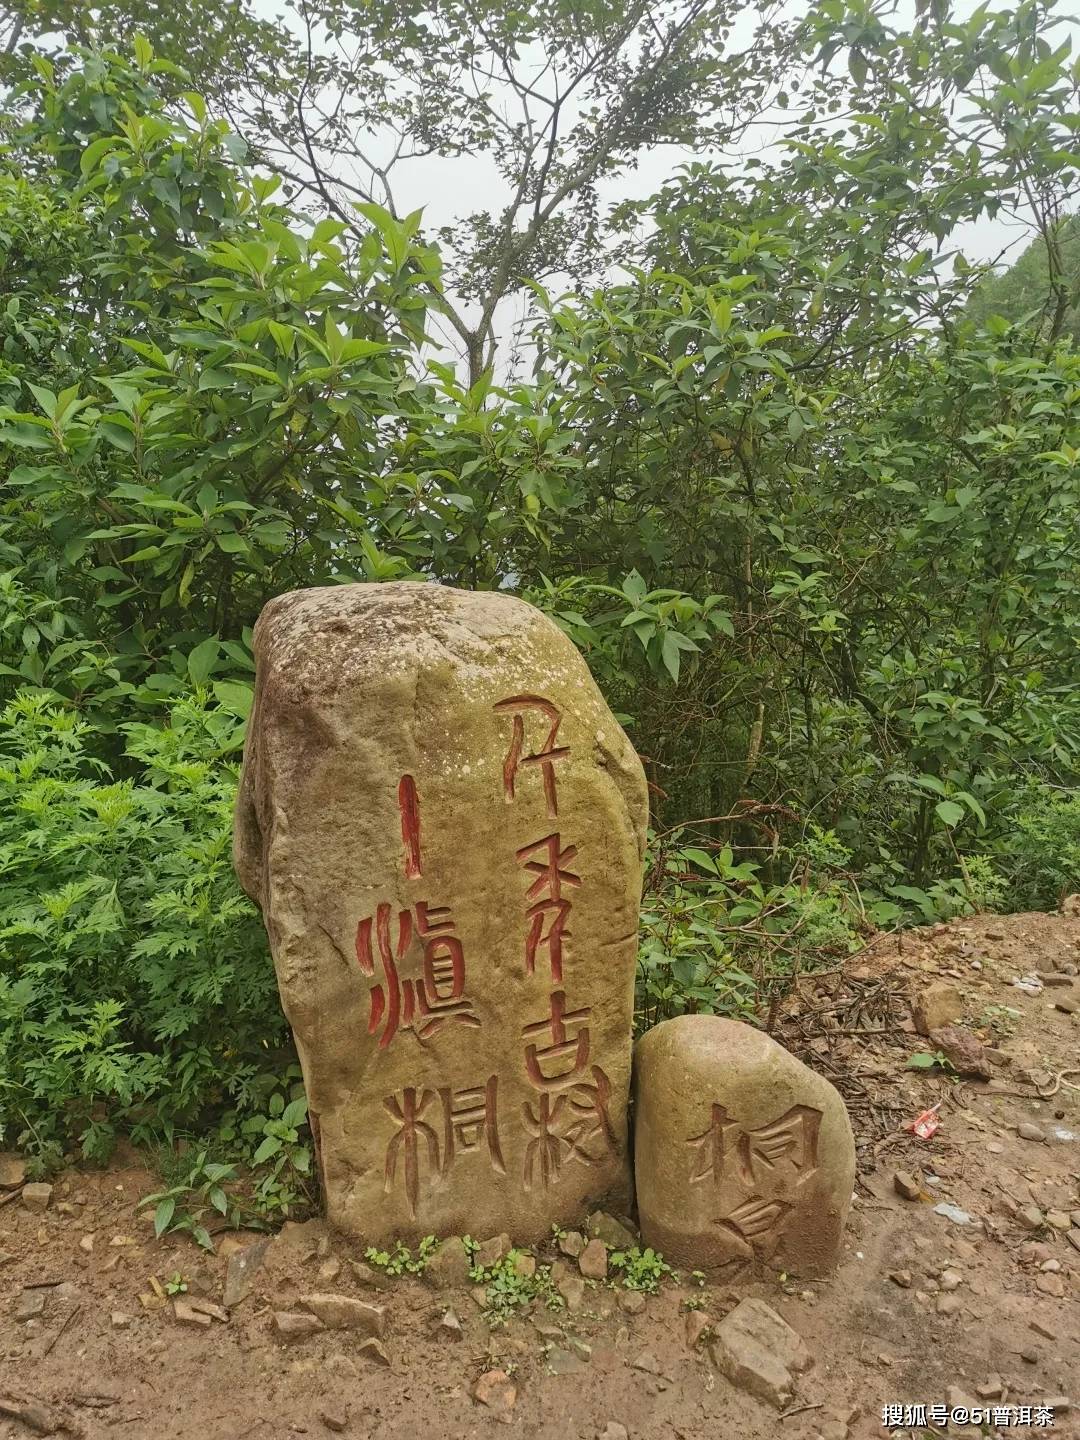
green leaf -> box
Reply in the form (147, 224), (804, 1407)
(621, 570), (648, 605)
(213, 680), (253, 718)
(154, 1197), (176, 1238)
(281, 1097), (308, 1128)
(935, 799), (965, 828)
(80, 136), (118, 176)
(681, 848), (718, 873)
(660, 630), (683, 683)
(187, 637), (220, 686)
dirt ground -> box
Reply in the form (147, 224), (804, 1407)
(1, 909), (1077, 1440)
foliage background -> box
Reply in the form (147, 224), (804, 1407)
(1, 2), (1079, 1222)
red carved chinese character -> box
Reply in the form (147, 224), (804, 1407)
(494, 695), (569, 817)
(356, 901), (480, 1049)
(515, 833), (581, 981)
(521, 990), (591, 1089)
(521, 1066), (615, 1189)
(398, 773), (422, 879)
(384, 1077), (504, 1218)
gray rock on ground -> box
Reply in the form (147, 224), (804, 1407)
(709, 1297), (812, 1408)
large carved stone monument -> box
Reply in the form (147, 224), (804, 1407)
(234, 582), (648, 1244)
(633, 1015), (855, 1277)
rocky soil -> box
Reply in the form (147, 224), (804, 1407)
(0, 909), (1078, 1440)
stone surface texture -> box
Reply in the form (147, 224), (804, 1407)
(235, 582), (648, 1244)
(912, 980), (964, 1036)
(633, 1015), (855, 1277)
(708, 1297), (812, 1408)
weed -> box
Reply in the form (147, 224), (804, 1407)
(364, 1235), (437, 1277)
(470, 1250), (564, 1326)
(906, 1050), (956, 1072)
(608, 1245), (672, 1293)
(138, 1150), (244, 1251)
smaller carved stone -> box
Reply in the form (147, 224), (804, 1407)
(632, 1015), (855, 1277)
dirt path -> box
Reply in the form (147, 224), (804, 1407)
(1, 910), (1077, 1440)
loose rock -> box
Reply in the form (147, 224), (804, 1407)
(173, 1299), (212, 1328)
(578, 1237), (608, 1280)
(223, 1237), (269, 1308)
(894, 1170), (922, 1200)
(300, 1293), (386, 1336)
(21, 1183), (52, 1214)
(14, 1291), (45, 1322)
(347, 1260), (386, 1290)
(425, 1236), (471, 1289)
(473, 1369), (517, 1417)
(708, 1297), (812, 1409)
(1018, 1122), (1047, 1142)
(927, 1026), (992, 1080)
(912, 981), (964, 1035)
(558, 1230), (586, 1258)
(588, 1213), (638, 1250)
(630, 1351), (665, 1376)
(473, 1233), (511, 1270)
(0, 1154), (27, 1189)
(547, 1347), (587, 1375)
(357, 1338), (391, 1367)
(273, 1311), (324, 1344)
(319, 1404), (348, 1433)
(435, 1309), (463, 1342)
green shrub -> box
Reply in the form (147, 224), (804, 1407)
(635, 828), (864, 1031)
(0, 689), (290, 1167)
(998, 783), (1080, 911)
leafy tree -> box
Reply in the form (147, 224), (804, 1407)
(9, 0), (804, 383)
(0, 44), (442, 712)
(965, 215), (1080, 343)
